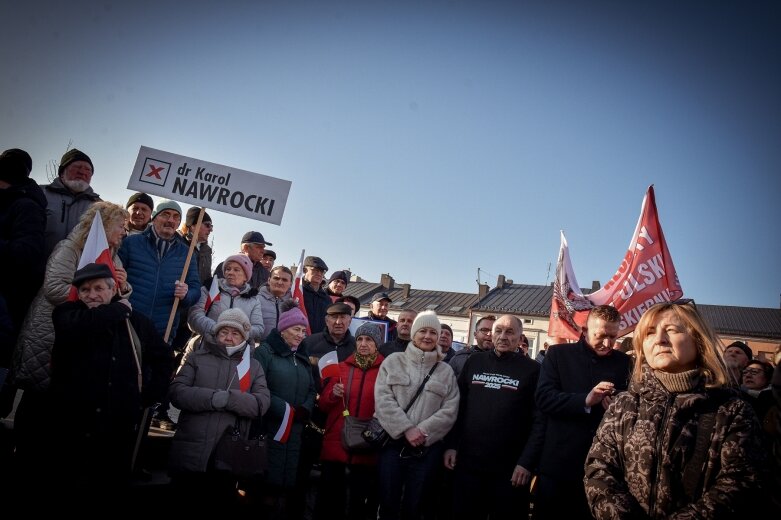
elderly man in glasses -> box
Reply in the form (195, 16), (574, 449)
(449, 315), (497, 378)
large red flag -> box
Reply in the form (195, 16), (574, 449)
(588, 185), (683, 334)
(548, 231), (593, 341)
(68, 211), (117, 301)
(293, 249), (311, 335)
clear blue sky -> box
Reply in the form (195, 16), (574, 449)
(2, 1), (779, 308)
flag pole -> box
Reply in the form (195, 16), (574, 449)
(163, 207), (204, 343)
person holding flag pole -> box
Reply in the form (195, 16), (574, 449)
(117, 199), (201, 430)
(11, 201), (133, 486)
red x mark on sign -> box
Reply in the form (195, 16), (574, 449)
(146, 164), (164, 179)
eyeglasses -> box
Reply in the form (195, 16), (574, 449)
(742, 368), (764, 376)
(477, 328), (492, 334)
(201, 222), (213, 229)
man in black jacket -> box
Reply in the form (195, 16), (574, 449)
(444, 314), (543, 520)
(534, 305), (632, 520)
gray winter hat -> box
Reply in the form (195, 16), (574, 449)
(151, 199), (182, 220)
(355, 323), (382, 349)
(215, 308), (251, 341)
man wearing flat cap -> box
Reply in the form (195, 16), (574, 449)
(261, 249), (276, 272)
(125, 192), (154, 236)
(213, 230), (272, 290)
(41, 148), (101, 258)
(49, 263), (171, 494)
(302, 255), (331, 334)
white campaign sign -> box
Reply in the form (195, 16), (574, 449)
(127, 146), (291, 225)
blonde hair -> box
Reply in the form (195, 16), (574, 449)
(68, 201), (129, 252)
(632, 302), (730, 388)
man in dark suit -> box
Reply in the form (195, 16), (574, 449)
(534, 305), (632, 520)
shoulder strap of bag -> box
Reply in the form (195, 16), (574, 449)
(345, 365), (355, 410)
(403, 362), (439, 413)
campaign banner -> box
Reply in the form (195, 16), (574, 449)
(588, 185), (683, 334)
(128, 146), (291, 225)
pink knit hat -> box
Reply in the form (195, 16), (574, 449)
(277, 307), (308, 332)
(224, 254), (253, 281)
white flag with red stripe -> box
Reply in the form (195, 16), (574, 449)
(203, 276), (221, 313)
(273, 403), (295, 443)
(68, 211), (117, 301)
(318, 350), (340, 380)
(236, 344), (251, 392)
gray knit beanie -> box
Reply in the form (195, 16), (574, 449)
(215, 308), (251, 341)
(355, 323), (382, 349)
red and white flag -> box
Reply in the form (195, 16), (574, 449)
(293, 249), (311, 335)
(68, 211), (117, 301)
(236, 344), (251, 393)
(203, 276), (221, 314)
(318, 350), (340, 380)
(588, 185), (683, 334)
(273, 403), (295, 443)
(547, 231), (592, 341)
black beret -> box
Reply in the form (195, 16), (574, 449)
(72, 263), (113, 287)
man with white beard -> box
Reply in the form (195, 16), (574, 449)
(42, 148), (100, 257)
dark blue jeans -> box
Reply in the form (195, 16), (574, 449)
(377, 441), (444, 520)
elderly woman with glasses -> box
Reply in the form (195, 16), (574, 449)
(584, 302), (769, 518)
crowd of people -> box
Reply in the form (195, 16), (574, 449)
(0, 146), (779, 517)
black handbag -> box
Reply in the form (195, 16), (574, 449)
(362, 363), (439, 449)
(341, 366), (373, 452)
(213, 417), (268, 478)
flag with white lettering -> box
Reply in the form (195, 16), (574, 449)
(548, 231), (593, 341)
(588, 185), (683, 334)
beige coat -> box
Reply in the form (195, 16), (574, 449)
(374, 342), (459, 445)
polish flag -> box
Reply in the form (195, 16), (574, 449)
(203, 276), (221, 314)
(293, 249), (310, 335)
(68, 211), (117, 301)
(273, 403), (295, 443)
(547, 231), (592, 341)
(318, 350), (340, 380)
(236, 344), (251, 393)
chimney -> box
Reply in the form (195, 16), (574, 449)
(497, 274), (506, 288)
(506, 279), (513, 285)
(478, 283), (490, 299)
(380, 273), (395, 290)
(591, 280), (601, 291)
(401, 283), (411, 299)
